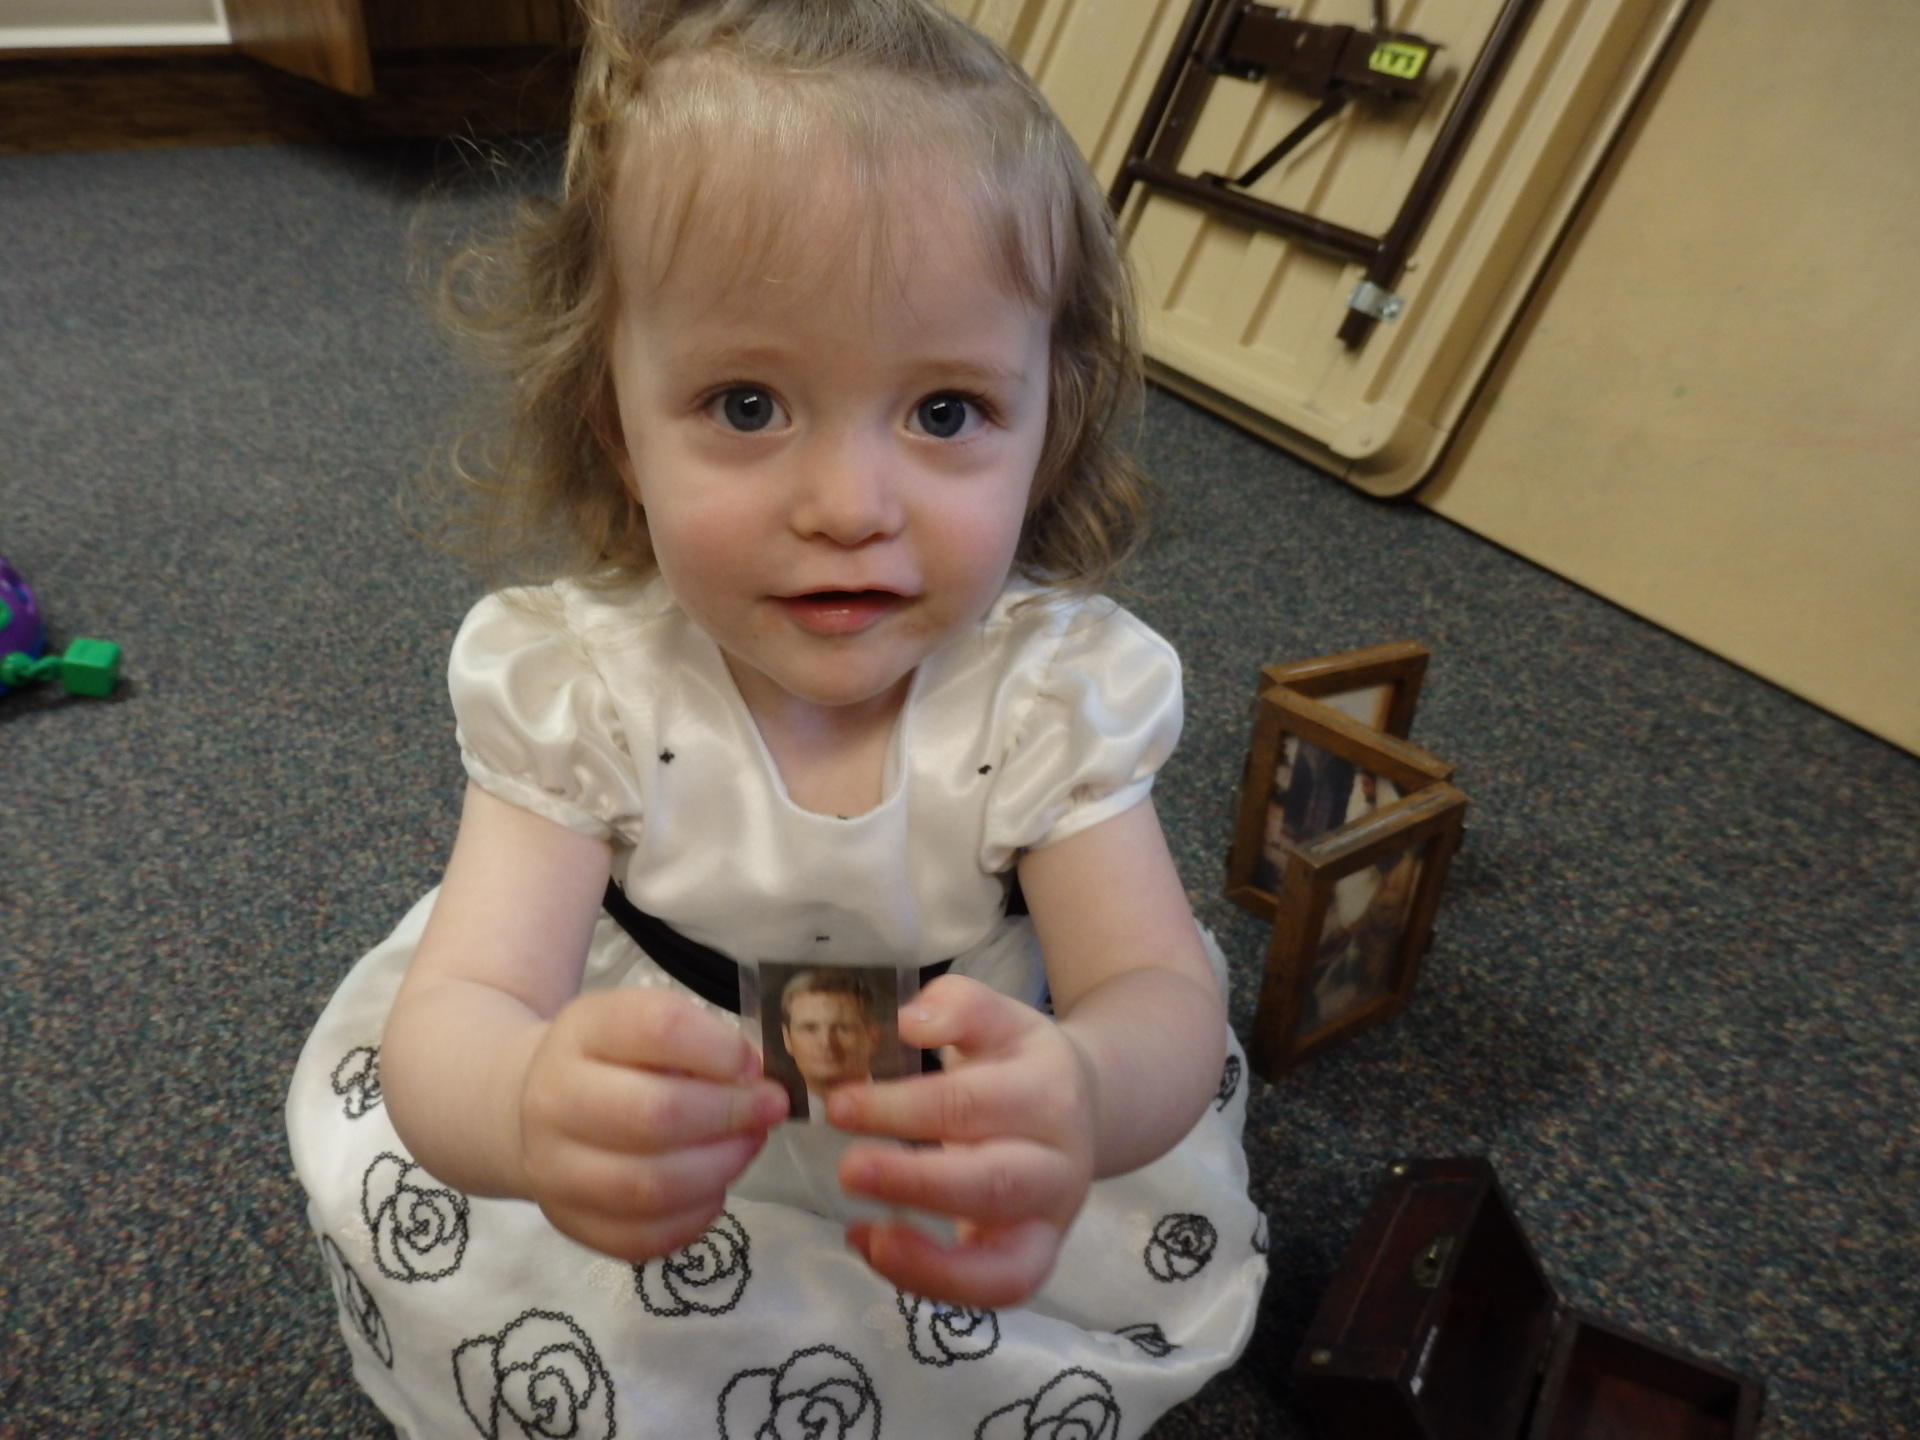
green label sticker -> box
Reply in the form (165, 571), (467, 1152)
(1368, 41), (1430, 80)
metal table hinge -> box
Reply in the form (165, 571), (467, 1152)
(1348, 279), (1406, 322)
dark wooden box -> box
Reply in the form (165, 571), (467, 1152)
(1293, 1157), (1764, 1440)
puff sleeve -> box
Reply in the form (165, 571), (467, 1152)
(447, 590), (642, 841)
(980, 600), (1183, 870)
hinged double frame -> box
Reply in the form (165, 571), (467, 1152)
(1226, 645), (1469, 1075)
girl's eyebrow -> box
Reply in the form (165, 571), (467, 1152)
(660, 342), (795, 379)
(920, 358), (1035, 393)
(663, 344), (1035, 393)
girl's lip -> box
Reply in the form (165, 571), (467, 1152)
(776, 590), (905, 636)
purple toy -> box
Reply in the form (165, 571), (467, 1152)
(0, 555), (45, 693)
(0, 553), (120, 698)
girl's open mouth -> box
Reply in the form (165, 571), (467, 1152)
(778, 590), (902, 636)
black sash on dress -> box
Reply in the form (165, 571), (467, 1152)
(600, 880), (970, 1015)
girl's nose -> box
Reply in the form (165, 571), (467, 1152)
(790, 427), (904, 547)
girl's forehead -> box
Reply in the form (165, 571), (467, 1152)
(606, 77), (1063, 314)
(614, 200), (1053, 377)
(616, 172), (998, 313)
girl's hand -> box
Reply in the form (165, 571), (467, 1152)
(384, 786), (792, 1265)
(826, 800), (1228, 1309)
(826, 974), (1098, 1308)
(518, 987), (791, 1262)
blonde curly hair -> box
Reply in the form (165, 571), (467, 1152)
(436, 0), (1149, 593)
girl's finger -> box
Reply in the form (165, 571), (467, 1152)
(570, 987), (766, 1082)
(544, 1130), (766, 1222)
(827, 1061), (1070, 1146)
(897, 973), (1042, 1057)
(550, 1196), (737, 1267)
(847, 1217), (1059, 1310)
(838, 1136), (1071, 1224)
(550, 1063), (790, 1152)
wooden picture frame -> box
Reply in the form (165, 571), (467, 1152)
(1259, 640), (1430, 739)
(1225, 687), (1454, 922)
(1250, 782), (1469, 1078)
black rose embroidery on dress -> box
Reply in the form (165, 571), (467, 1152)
(455, 1309), (616, 1440)
(332, 1046), (382, 1118)
(634, 1211), (750, 1316)
(1113, 1323), (1177, 1358)
(1213, 1055), (1242, 1111)
(1144, 1213), (1217, 1283)
(898, 1294), (999, 1366)
(975, 1368), (1120, 1440)
(320, 1235), (393, 1367)
(718, 1344), (880, 1440)
(363, 1152), (469, 1282)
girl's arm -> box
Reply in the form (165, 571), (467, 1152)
(1022, 795), (1226, 1173)
(830, 797), (1226, 1306)
(382, 782), (789, 1260)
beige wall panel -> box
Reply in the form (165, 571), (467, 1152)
(1422, 0), (1920, 754)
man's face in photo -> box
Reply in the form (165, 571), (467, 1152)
(782, 990), (880, 1093)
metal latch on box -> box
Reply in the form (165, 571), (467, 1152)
(1412, 1234), (1454, 1287)
(1348, 279), (1405, 323)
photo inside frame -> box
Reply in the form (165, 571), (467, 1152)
(1294, 838), (1432, 1041)
(1310, 681), (1394, 731)
(740, 961), (920, 1124)
(1253, 734), (1406, 894)
(1261, 641), (1429, 742)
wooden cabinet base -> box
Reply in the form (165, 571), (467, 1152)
(0, 48), (575, 155)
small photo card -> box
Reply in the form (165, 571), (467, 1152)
(1226, 685), (1454, 922)
(1249, 782), (1469, 1077)
(1259, 640), (1429, 738)
(740, 962), (921, 1124)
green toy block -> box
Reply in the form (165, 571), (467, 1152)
(0, 652), (54, 689)
(59, 637), (121, 697)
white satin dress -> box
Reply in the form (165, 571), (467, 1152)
(286, 576), (1266, 1440)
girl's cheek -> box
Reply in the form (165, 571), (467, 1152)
(648, 487), (757, 557)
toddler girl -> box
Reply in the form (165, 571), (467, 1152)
(288, 2), (1266, 1435)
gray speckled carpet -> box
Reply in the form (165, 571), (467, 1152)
(2, 141), (1915, 1438)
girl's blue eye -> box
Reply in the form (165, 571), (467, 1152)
(716, 387), (782, 432)
(914, 394), (976, 440)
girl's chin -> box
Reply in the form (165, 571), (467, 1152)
(726, 651), (916, 715)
